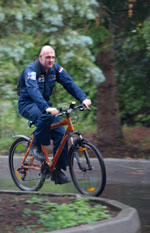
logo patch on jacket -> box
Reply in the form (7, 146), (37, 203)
(58, 67), (64, 73)
(49, 75), (56, 81)
(38, 75), (45, 82)
(27, 72), (36, 80)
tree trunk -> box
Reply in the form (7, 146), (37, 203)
(96, 44), (124, 146)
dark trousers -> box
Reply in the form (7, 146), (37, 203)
(18, 103), (68, 170)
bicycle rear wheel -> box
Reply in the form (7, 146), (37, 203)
(9, 137), (45, 191)
(69, 140), (106, 197)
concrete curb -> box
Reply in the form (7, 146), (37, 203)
(0, 190), (141, 233)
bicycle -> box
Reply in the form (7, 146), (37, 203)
(9, 102), (106, 197)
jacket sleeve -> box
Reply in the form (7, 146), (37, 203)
(24, 66), (49, 113)
(55, 64), (87, 103)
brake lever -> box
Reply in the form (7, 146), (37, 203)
(79, 104), (91, 111)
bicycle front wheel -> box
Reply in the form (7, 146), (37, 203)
(9, 137), (45, 191)
(69, 140), (106, 197)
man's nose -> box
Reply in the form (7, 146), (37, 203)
(49, 57), (54, 61)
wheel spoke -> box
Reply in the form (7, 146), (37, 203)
(69, 141), (106, 196)
(9, 138), (45, 191)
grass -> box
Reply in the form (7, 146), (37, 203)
(0, 177), (77, 194)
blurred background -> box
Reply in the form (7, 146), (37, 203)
(0, 0), (150, 158)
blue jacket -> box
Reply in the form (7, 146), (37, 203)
(18, 59), (87, 113)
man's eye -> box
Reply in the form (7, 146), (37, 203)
(46, 56), (55, 59)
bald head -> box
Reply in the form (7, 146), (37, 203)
(40, 45), (55, 56)
(39, 45), (55, 72)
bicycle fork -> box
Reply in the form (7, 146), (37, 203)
(70, 134), (93, 172)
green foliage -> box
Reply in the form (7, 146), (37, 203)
(99, 0), (150, 126)
(87, 23), (112, 53)
(141, 18), (150, 57)
(0, 0), (106, 88)
(0, 0), (108, 151)
(23, 196), (111, 231)
(1, 0), (150, 153)
(0, 100), (33, 151)
(25, 196), (44, 204)
(116, 16), (150, 125)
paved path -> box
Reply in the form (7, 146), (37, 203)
(104, 158), (150, 184)
(0, 156), (150, 233)
(0, 156), (150, 183)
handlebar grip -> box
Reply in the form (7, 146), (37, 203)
(69, 102), (76, 109)
(78, 104), (88, 111)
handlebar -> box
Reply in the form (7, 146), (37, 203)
(56, 102), (90, 117)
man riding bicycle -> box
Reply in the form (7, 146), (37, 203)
(18, 45), (91, 184)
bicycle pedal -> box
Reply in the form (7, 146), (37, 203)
(41, 162), (51, 179)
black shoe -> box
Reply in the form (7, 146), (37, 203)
(51, 168), (71, 185)
(31, 143), (45, 162)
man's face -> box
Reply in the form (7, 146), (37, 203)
(40, 48), (55, 70)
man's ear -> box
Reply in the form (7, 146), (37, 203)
(39, 55), (42, 64)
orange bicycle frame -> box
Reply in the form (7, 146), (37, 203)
(21, 117), (74, 172)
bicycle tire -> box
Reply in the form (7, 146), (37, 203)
(9, 137), (45, 191)
(69, 139), (106, 197)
